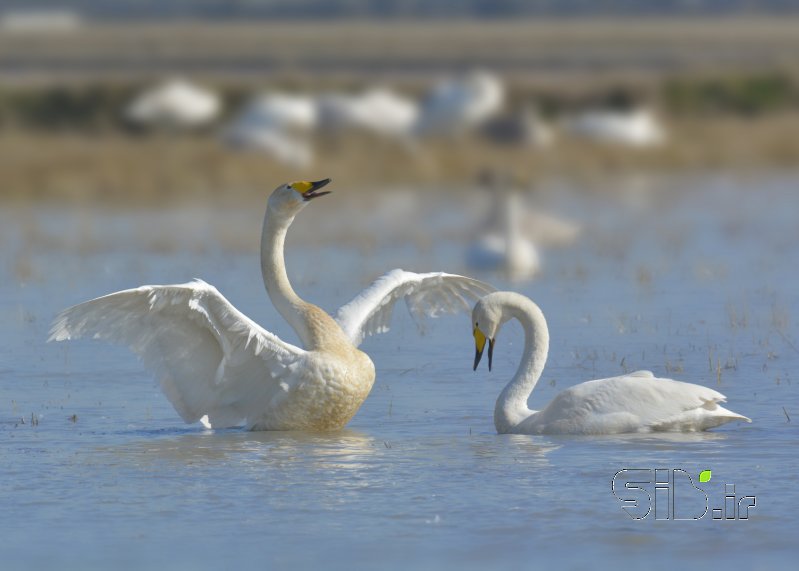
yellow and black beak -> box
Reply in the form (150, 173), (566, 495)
(473, 327), (495, 371)
(297, 178), (332, 201)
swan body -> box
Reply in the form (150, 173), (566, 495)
(232, 92), (318, 132)
(564, 107), (665, 147)
(467, 233), (541, 282)
(126, 78), (220, 129)
(50, 180), (494, 431)
(414, 71), (504, 137)
(317, 88), (418, 139)
(222, 92), (316, 167)
(471, 292), (751, 434)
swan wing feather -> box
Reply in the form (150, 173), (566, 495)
(49, 280), (305, 428)
(334, 269), (495, 346)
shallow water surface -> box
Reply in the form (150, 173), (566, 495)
(1, 174), (798, 570)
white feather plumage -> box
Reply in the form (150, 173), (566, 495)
(472, 292), (750, 434)
(50, 181), (493, 431)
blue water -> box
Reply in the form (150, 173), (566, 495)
(1, 173), (798, 570)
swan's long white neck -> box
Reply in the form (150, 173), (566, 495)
(494, 296), (549, 433)
(261, 205), (313, 347)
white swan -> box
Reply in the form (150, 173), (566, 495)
(414, 71), (504, 137)
(471, 291), (751, 434)
(563, 107), (665, 147)
(50, 179), (494, 431)
(466, 187), (541, 281)
(317, 87), (418, 139)
(126, 78), (221, 129)
(231, 92), (318, 132)
(222, 92), (317, 167)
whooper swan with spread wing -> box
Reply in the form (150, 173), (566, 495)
(50, 179), (493, 431)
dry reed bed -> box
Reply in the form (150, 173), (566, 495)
(1, 112), (798, 206)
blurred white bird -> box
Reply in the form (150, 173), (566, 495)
(50, 179), (493, 431)
(466, 188), (541, 281)
(317, 88), (418, 139)
(472, 292), (751, 434)
(222, 92), (316, 167)
(126, 78), (220, 129)
(414, 71), (504, 137)
(228, 92), (317, 133)
(564, 107), (665, 147)
(466, 169), (581, 280)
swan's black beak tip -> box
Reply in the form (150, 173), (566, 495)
(473, 348), (482, 371)
(473, 338), (495, 372)
(302, 178), (333, 201)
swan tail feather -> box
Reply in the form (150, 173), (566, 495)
(649, 401), (751, 432)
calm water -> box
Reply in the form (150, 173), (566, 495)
(2, 174), (798, 570)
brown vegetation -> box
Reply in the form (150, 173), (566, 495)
(2, 113), (799, 206)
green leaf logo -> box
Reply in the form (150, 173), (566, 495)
(699, 470), (712, 483)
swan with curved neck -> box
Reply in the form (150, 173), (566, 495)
(260, 179), (352, 350)
(472, 292), (750, 434)
(50, 179), (494, 431)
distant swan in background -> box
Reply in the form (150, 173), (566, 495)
(414, 71), (504, 137)
(563, 107), (665, 147)
(317, 88), (418, 139)
(466, 170), (581, 281)
(50, 179), (494, 431)
(222, 92), (317, 167)
(126, 78), (220, 129)
(230, 92), (318, 133)
(466, 187), (541, 281)
(471, 291), (751, 434)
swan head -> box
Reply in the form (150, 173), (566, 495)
(472, 291), (548, 372)
(268, 178), (332, 215)
(472, 295), (503, 371)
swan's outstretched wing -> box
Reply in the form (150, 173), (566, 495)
(532, 372), (751, 434)
(335, 269), (495, 347)
(49, 280), (305, 429)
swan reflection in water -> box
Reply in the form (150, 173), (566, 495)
(101, 428), (378, 473)
(469, 435), (560, 468)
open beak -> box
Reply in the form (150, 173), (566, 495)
(473, 328), (495, 372)
(302, 178), (332, 201)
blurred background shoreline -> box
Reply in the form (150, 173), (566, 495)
(1, 16), (799, 205)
